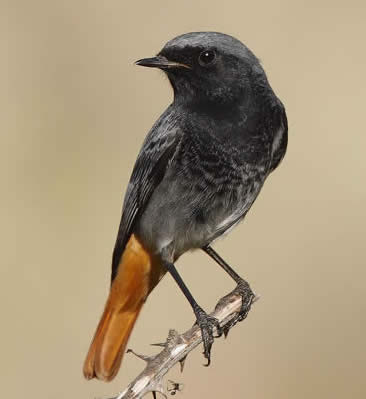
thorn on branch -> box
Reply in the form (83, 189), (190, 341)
(126, 349), (152, 363)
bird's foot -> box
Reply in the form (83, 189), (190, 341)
(218, 279), (255, 337)
(193, 305), (221, 366)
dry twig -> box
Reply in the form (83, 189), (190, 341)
(108, 285), (257, 399)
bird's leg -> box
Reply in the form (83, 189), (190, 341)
(162, 260), (221, 365)
(202, 246), (255, 334)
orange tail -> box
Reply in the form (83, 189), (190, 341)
(83, 234), (164, 381)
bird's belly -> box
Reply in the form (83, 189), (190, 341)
(135, 170), (264, 260)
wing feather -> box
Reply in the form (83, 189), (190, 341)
(111, 107), (181, 281)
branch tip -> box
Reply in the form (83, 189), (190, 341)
(111, 285), (256, 399)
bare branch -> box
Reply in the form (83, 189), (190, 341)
(109, 287), (257, 399)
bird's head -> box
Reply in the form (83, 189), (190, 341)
(135, 32), (267, 107)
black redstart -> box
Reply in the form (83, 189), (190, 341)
(83, 31), (288, 381)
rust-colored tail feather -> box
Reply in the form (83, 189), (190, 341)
(83, 234), (164, 381)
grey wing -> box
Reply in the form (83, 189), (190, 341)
(111, 111), (182, 282)
(269, 100), (288, 172)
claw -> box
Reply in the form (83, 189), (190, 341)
(220, 279), (255, 335)
(223, 324), (231, 339)
(193, 306), (220, 366)
(179, 354), (187, 372)
(203, 357), (211, 367)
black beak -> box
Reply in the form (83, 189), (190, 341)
(135, 56), (190, 70)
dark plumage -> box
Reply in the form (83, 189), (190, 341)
(112, 32), (287, 279)
(84, 32), (287, 381)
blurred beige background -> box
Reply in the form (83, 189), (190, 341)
(2, 0), (365, 398)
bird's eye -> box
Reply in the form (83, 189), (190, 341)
(198, 50), (216, 66)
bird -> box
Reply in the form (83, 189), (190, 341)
(83, 31), (288, 382)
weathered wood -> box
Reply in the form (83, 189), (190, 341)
(108, 287), (257, 399)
